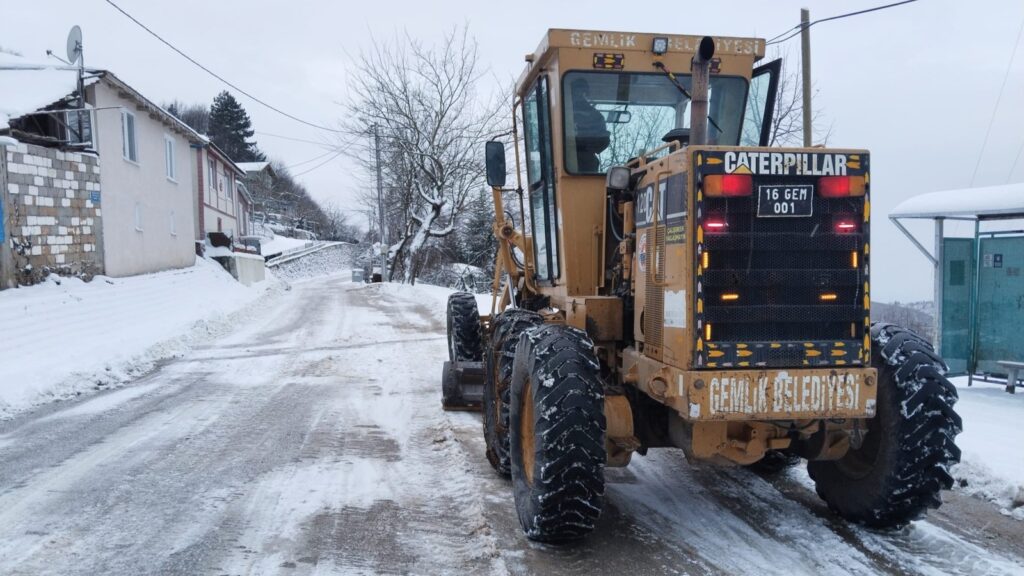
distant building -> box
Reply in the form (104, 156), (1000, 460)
(236, 161), (282, 217)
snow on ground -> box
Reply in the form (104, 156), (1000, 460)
(260, 234), (314, 257)
(0, 258), (278, 418)
(271, 243), (358, 282)
(948, 377), (1024, 519)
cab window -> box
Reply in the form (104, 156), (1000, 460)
(523, 76), (559, 281)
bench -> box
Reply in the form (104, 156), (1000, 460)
(997, 361), (1024, 394)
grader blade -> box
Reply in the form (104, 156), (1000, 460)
(441, 361), (484, 411)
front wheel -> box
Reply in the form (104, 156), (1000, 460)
(808, 323), (962, 528)
(509, 324), (606, 542)
(483, 309), (543, 477)
(446, 292), (482, 362)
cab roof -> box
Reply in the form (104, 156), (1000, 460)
(517, 29), (766, 96)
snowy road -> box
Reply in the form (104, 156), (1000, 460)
(0, 274), (1022, 575)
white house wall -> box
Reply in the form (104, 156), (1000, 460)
(91, 81), (196, 277)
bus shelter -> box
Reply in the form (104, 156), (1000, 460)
(890, 182), (1024, 384)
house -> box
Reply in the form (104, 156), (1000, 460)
(192, 141), (248, 240)
(1, 54), (203, 280)
(236, 161), (279, 220)
(87, 72), (201, 277)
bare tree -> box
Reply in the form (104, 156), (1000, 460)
(339, 26), (503, 284)
(746, 47), (833, 147)
(164, 100), (211, 135)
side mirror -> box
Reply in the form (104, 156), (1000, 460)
(485, 141), (506, 188)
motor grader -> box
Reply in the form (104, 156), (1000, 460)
(441, 29), (962, 542)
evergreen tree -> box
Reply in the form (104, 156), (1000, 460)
(208, 91), (265, 162)
(459, 187), (497, 271)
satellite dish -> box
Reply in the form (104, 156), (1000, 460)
(66, 25), (83, 67)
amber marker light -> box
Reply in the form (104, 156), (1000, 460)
(720, 293), (739, 302)
(820, 293), (838, 301)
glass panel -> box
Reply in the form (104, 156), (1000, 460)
(523, 77), (560, 282)
(741, 69), (772, 146)
(523, 89), (542, 187)
(563, 72), (748, 173)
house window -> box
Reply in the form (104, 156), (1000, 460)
(207, 158), (216, 204)
(134, 203), (143, 232)
(122, 110), (138, 162)
(169, 210), (177, 236)
(64, 108), (92, 146)
(164, 135), (176, 181)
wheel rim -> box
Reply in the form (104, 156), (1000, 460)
(521, 377), (536, 486)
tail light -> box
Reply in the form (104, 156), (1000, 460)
(818, 175), (866, 197)
(705, 174), (753, 197)
(703, 218), (728, 234)
(833, 216), (859, 234)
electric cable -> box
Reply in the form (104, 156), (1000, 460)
(969, 13), (1024, 185)
(766, 1), (919, 46)
(103, 0), (343, 133)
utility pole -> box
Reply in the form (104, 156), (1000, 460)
(800, 7), (813, 147)
(373, 124), (387, 280)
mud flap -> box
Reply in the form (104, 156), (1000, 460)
(441, 360), (485, 411)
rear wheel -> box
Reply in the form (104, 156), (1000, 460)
(808, 323), (962, 528)
(509, 324), (606, 542)
(446, 292), (482, 362)
(484, 309), (543, 477)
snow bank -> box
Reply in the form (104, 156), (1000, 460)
(272, 243), (357, 282)
(260, 235), (313, 257)
(949, 378), (1024, 519)
(0, 258), (278, 418)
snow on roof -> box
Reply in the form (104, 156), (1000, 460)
(0, 52), (80, 129)
(236, 161), (270, 172)
(890, 182), (1024, 220)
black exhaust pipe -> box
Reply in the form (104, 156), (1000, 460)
(689, 36), (715, 147)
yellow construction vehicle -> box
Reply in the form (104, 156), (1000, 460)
(441, 29), (962, 542)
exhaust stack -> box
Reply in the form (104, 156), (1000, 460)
(689, 36), (716, 147)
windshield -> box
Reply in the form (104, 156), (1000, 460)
(562, 71), (748, 174)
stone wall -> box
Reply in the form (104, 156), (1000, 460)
(3, 143), (104, 284)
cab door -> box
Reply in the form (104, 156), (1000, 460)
(740, 59), (782, 147)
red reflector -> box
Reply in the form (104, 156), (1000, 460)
(835, 219), (858, 233)
(705, 174), (753, 197)
(818, 176), (866, 198)
(704, 218), (728, 233)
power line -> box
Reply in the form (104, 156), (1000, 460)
(291, 149), (346, 177)
(102, 0), (342, 133)
(255, 131), (336, 147)
(286, 148), (341, 170)
(766, 0), (919, 45)
(970, 13), (1024, 182)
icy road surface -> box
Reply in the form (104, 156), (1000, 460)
(0, 274), (1022, 575)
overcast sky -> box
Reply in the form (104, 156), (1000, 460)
(3, 0), (1023, 302)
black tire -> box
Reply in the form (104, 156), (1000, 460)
(808, 323), (962, 529)
(746, 450), (801, 475)
(509, 324), (606, 542)
(484, 309), (543, 477)
(447, 292), (482, 362)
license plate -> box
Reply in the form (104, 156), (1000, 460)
(757, 185), (813, 217)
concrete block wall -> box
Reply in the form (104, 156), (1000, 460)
(3, 143), (104, 284)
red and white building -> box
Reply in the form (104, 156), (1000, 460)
(191, 142), (250, 240)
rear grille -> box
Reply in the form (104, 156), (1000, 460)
(693, 155), (871, 369)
